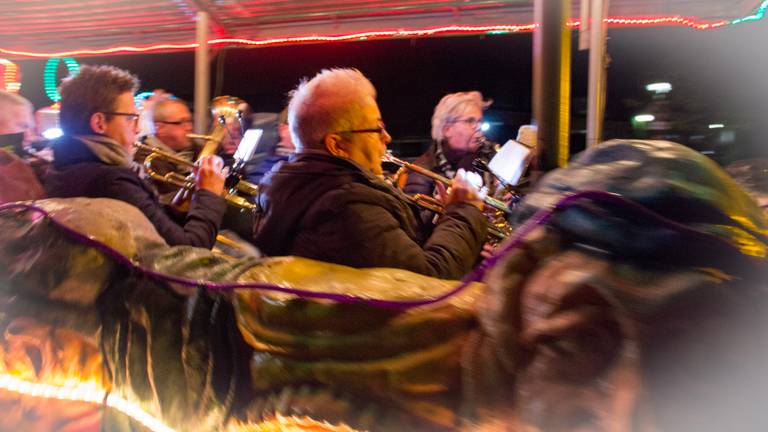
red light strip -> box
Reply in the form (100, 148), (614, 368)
(0, 13), (747, 58)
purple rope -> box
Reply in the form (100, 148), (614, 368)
(0, 192), (754, 310)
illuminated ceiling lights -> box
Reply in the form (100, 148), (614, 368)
(0, 59), (21, 93)
(0, 1), (765, 58)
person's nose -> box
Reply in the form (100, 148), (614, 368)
(383, 129), (392, 145)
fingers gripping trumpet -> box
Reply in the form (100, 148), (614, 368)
(382, 152), (512, 241)
(134, 142), (258, 210)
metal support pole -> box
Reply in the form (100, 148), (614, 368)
(586, 0), (609, 148)
(532, 0), (571, 171)
(194, 12), (210, 134)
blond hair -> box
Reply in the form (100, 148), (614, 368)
(431, 91), (491, 142)
(0, 91), (33, 133)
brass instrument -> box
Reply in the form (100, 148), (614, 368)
(171, 96), (249, 209)
(383, 152), (513, 241)
(382, 152), (509, 214)
(135, 142), (258, 210)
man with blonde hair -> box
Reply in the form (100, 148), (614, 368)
(253, 69), (486, 279)
(404, 91), (492, 197)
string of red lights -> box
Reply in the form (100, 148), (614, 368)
(1, 2), (765, 59)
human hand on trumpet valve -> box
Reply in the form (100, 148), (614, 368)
(193, 155), (227, 196)
(435, 168), (485, 211)
(382, 152), (512, 242)
(134, 142), (258, 210)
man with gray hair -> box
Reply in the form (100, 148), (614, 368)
(253, 68), (487, 279)
(134, 97), (196, 200)
(404, 91), (492, 197)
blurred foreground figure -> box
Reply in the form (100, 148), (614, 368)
(464, 139), (768, 431)
(0, 140), (764, 431)
(0, 91), (45, 202)
(253, 68), (487, 279)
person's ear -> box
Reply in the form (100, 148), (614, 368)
(90, 112), (108, 134)
(324, 133), (349, 157)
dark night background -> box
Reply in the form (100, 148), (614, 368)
(14, 21), (768, 164)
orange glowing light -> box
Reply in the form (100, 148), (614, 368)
(0, 373), (176, 432)
(0, 59), (21, 92)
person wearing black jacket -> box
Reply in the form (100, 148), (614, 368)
(253, 68), (486, 279)
(44, 65), (226, 249)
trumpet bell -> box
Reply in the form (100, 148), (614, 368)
(210, 95), (249, 123)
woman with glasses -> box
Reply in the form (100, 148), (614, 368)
(403, 91), (492, 198)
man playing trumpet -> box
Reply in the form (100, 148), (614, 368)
(44, 65), (227, 249)
(253, 68), (486, 279)
(134, 97), (197, 203)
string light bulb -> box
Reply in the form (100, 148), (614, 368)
(0, 3), (765, 59)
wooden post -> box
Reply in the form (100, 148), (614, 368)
(194, 12), (210, 135)
(532, 0), (571, 170)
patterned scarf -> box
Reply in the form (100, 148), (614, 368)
(433, 140), (456, 180)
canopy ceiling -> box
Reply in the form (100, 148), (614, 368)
(0, 0), (762, 58)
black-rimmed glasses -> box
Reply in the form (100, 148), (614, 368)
(102, 111), (140, 124)
(156, 119), (193, 126)
(335, 123), (388, 139)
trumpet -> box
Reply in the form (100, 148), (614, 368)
(135, 142), (258, 210)
(382, 152), (510, 214)
(407, 193), (511, 241)
(382, 152), (513, 241)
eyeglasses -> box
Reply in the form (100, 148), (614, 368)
(450, 117), (482, 128)
(156, 119), (193, 126)
(335, 123), (388, 139)
(102, 111), (140, 124)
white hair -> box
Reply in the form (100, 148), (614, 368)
(0, 91), (33, 134)
(152, 98), (188, 122)
(287, 68), (377, 151)
(430, 91), (491, 142)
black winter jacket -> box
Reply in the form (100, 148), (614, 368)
(253, 153), (486, 279)
(44, 135), (226, 249)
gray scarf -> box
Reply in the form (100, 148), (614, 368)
(78, 134), (148, 179)
(78, 134), (133, 168)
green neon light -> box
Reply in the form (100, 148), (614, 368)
(44, 57), (80, 102)
(731, 0), (768, 24)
